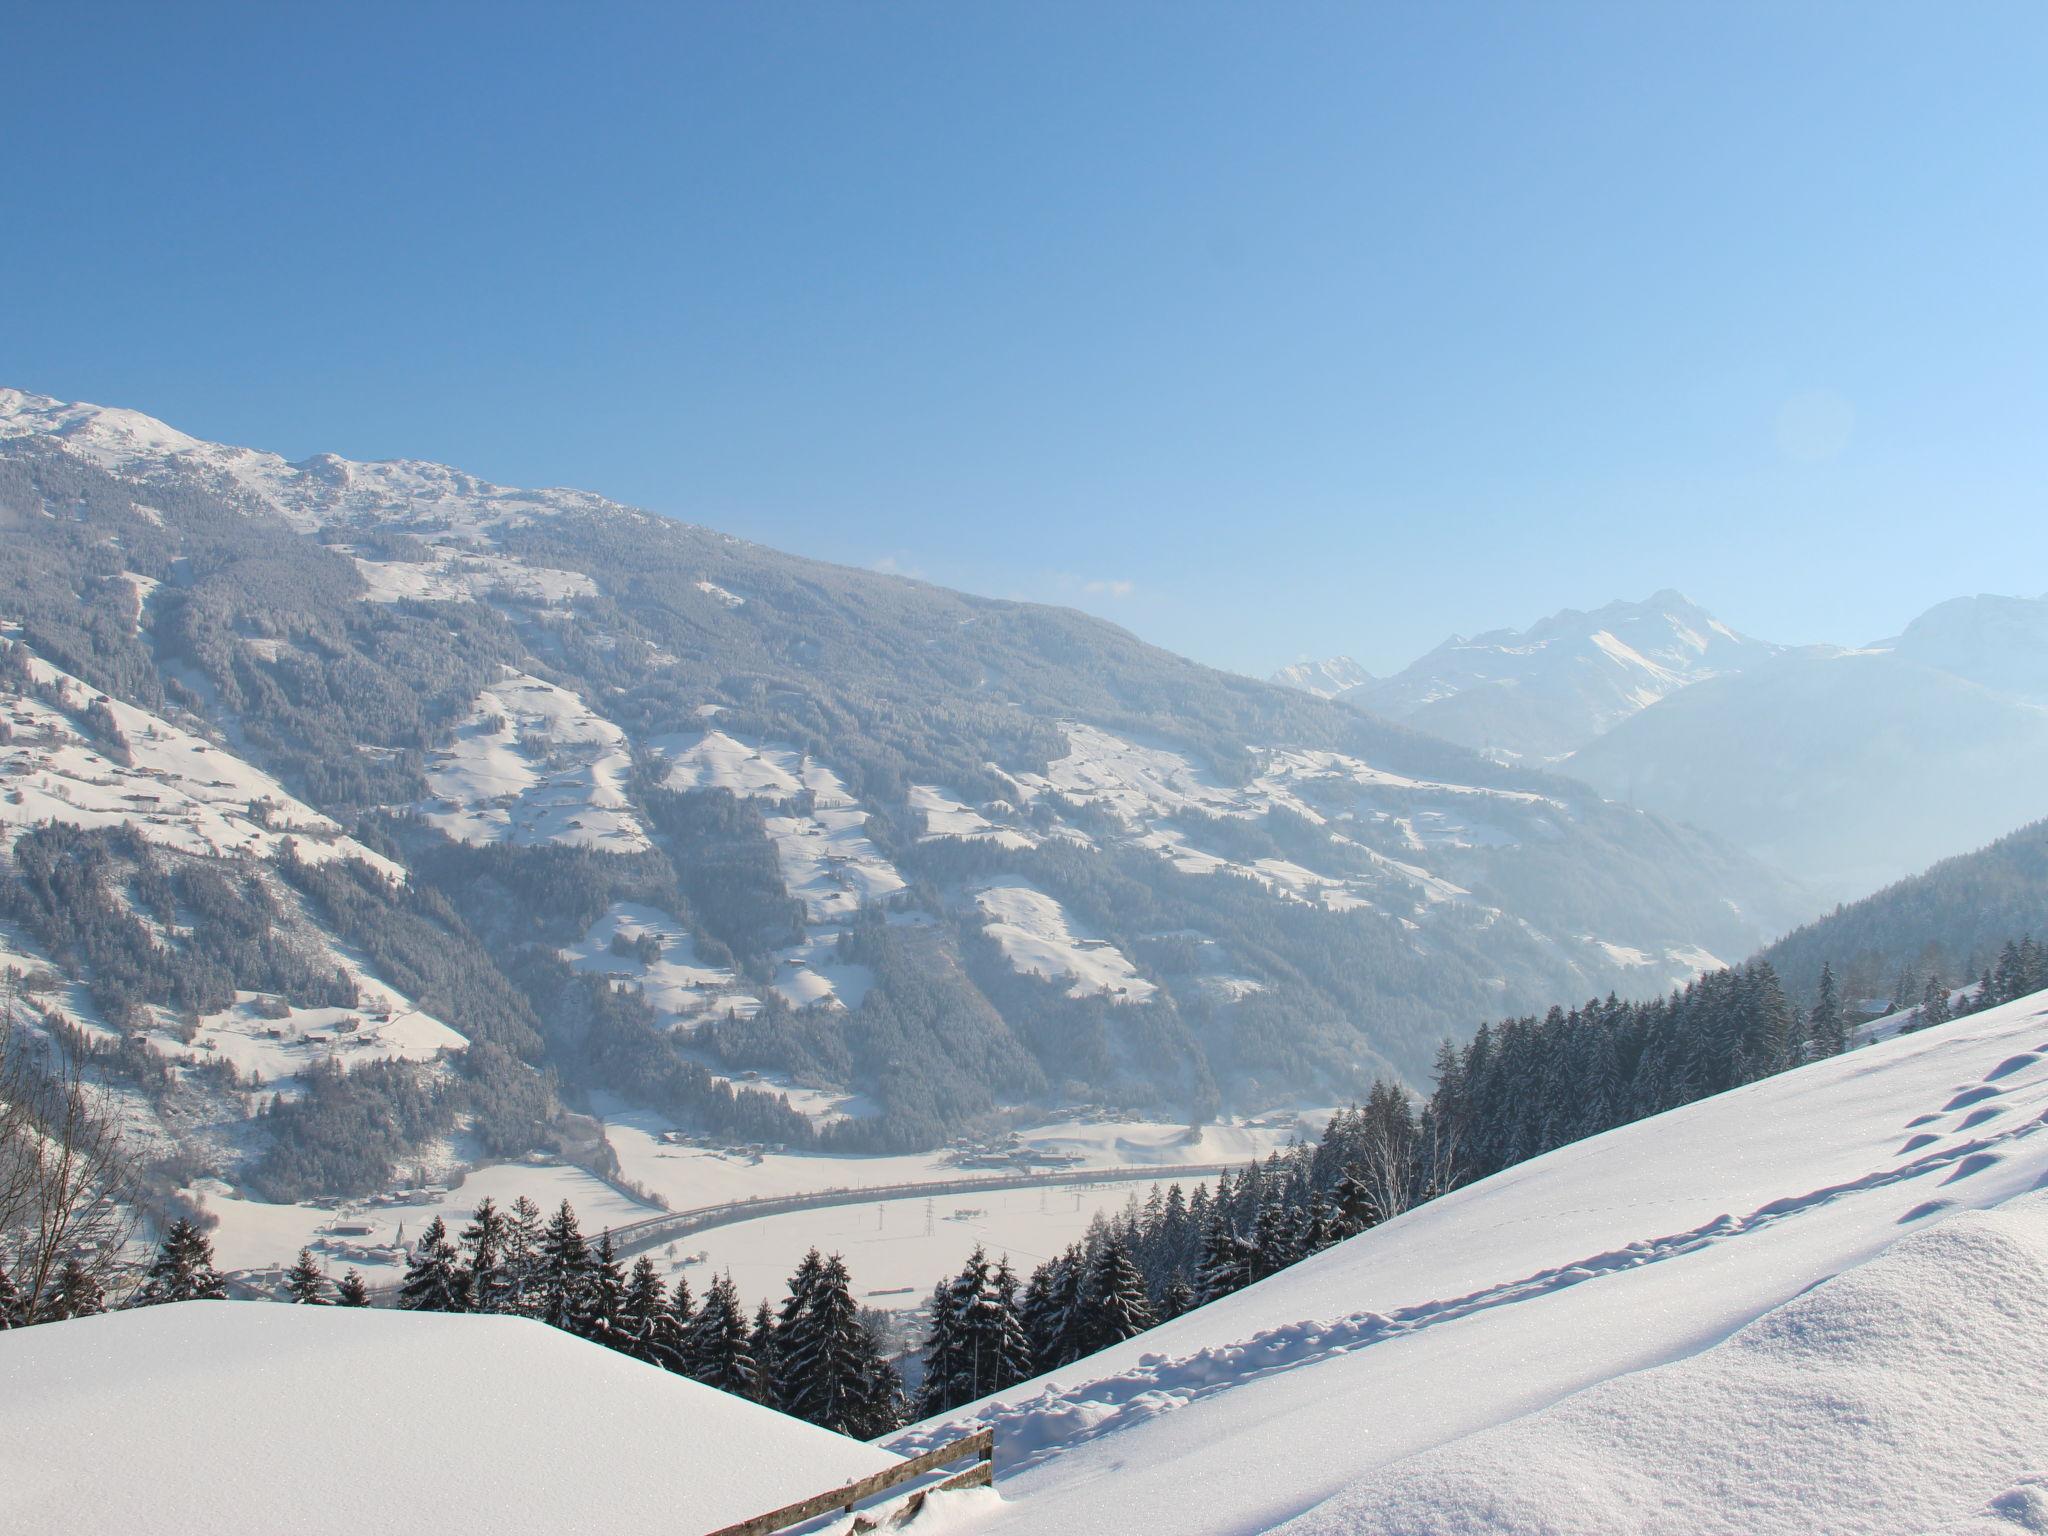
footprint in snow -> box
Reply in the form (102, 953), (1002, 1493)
(1958, 1105), (2007, 1130)
(1941, 1150), (2005, 1184)
(1987, 1052), (2044, 1081)
(1943, 1085), (2003, 1111)
(1897, 1133), (1941, 1154)
(1898, 1199), (1954, 1224)
(1906, 1112), (1943, 1128)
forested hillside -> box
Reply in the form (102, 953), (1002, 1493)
(0, 389), (1808, 1216)
(1759, 816), (2048, 1008)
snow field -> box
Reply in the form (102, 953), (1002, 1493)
(0, 1304), (899, 1536)
(974, 881), (1157, 1003)
(910, 783), (1036, 850)
(418, 669), (649, 853)
(2, 651), (403, 879)
(559, 901), (745, 1027)
(348, 547), (596, 606)
(645, 1179), (1181, 1316)
(894, 993), (2048, 1536)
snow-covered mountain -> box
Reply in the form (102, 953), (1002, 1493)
(1281, 590), (1782, 762)
(899, 988), (2048, 1536)
(0, 385), (1805, 1247)
(1569, 608), (2048, 900)
(1267, 655), (1372, 700)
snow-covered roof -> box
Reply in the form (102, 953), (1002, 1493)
(0, 1304), (899, 1536)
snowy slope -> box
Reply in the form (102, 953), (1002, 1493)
(1268, 656), (1373, 700)
(0, 1303), (898, 1536)
(898, 990), (2048, 1536)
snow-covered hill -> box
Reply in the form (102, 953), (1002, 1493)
(0, 1303), (900, 1536)
(897, 990), (2048, 1535)
(1301, 590), (1782, 762)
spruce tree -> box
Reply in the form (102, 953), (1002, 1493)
(336, 1269), (371, 1307)
(284, 1248), (330, 1304)
(0, 1261), (25, 1328)
(1195, 1210), (1249, 1303)
(539, 1200), (593, 1334)
(136, 1219), (228, 1305)
(584, 1231), (627, 1348)
(686, 1272), (755, 1395)
(620, 1256), (671, 1367)
(1809, 962), (1847, 1057)
(771, 1248), (826, 1407)
(48, 1257), (106, 1320)
(748, 1297), (780, 1403)
(1158, 1275), (1196, 1321)
(780, 1253), (896, 1438)
(1075, 1233), (1154, 1357)
(500, 1196), (545, 1317)
(398, 1216), (466, 1312)
(1921, 975), (1952, 1030)
(989, 1256), (1035, 1391)
(459, 1198), (511, 1314)
(915, 1278), (964, 1419)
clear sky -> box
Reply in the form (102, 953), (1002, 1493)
(3, 3), (2044, 676)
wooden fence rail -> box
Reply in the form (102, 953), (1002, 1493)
(705, 1427), (994, 1536)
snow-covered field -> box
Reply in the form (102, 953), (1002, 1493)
(0, 1304), (898, 1536)
(418, 670), (649, 852)
(166, 988), (464, 1092)
(898, 992), (2048, 1536)
(1, 651), (401, 878)
(651, 1179), (1178, 1315)
(974, 882), (1157, 1003)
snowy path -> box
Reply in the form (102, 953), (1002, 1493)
(894, 995), (2048, 1536)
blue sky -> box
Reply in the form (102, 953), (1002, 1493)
(3, 3), (2044, 676)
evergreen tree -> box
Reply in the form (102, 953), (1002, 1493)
(770, 1248), (827, 1407)
(1195, 1210), (1250, 1304)
(586, 1231), (627, 1348)
(48, 1257), (107, 1320)
(0, 1262), (25, 1328)
(284, 1248), (330, 1304)
(1075, 1233), (1154, 1357)
(1921, 974), (1952, 1030)
(916, 1277), (965, 1419)
(1808, 962), (1847, 1057)
(1158, 1274), (1196, 1321)
(989, 1256), (1035, 1391)
(336, 1269), (370, 1306)
(136, 1219), (228, 1305)
(619, 1256), (672, 1367)
(398, 1215), (466, 1312)
(686, 1272), (755, 1395)
(499, 1195), (545, 1318)
(538, 1200), (593, 1334)
(748, 1298), (780, 1403)
(780, 1253), (897, 1438)
(459, 1197), (512, 1314)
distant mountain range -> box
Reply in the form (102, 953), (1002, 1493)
(0, 387), (1805, 1220)
(1280, 590), (2048, 900)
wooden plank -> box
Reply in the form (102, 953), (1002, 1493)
(703, 1428), (995, 1536)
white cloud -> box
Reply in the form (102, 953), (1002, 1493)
(1080, 577), (1136, 599)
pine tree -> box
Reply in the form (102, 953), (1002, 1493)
(586, 1231), (627, 1349)
(748, 1298), (780, 1403)
(0, 1261), (25, 1328)
(1921, 974), (1952, 1030)
(538, 1200), (593, 1334)
(1158, 1275), (1196, 1321)
(398, 1216), (466, 1312)
(284, 1248), (330, 1304)
(459, 1198), (512, 1314)
(48, 1257), (106, 1320)
(336, 1269), (371, 1307)
(1329, 1170), (1378, 1239)
(1809, 962), (1847, 1057)
(136, 1219), (228, 1305)
(499, 1196), (544, 1318)
(989, 1256), (1035, 1391)
(916, 1277), (965, 1419)
(780, 1253), (896, 1438)
(620, 1256), (671, 1367)
(1075, 1233), (1154, 1358)
(1195, 1210), (1249, 1303)
(771, 1248), (826, 1407)
(686, 1272), (755, 1395)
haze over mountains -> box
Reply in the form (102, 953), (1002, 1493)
(0, 387), (1812, 1240)
(1282, 589), (2048, 900)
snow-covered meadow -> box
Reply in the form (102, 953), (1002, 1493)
(899, 991), (2048, 1536)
